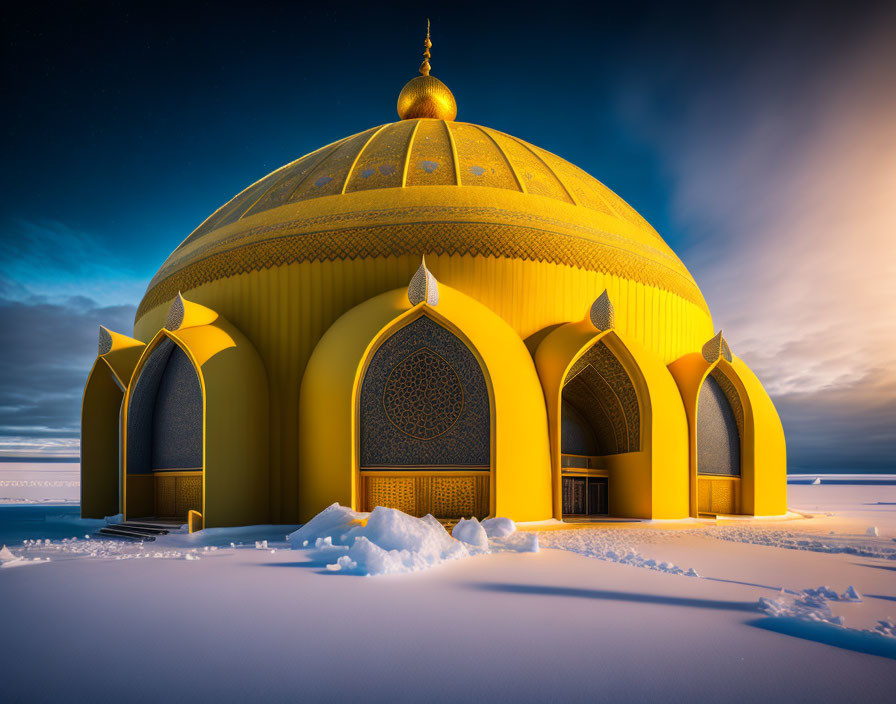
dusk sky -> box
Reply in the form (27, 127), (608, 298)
(2, 0), (894, 470)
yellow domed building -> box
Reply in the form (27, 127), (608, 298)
(80, 28), (787, 530)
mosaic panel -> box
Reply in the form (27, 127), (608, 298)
(404, 119), (457, 186)
(127, 339), (202, 476)
(449, 122), (520, 190)
(529, 144), (615, 216)
(344, 120), (417, 193)
(697, 374), (741, 476)
(564, 340), (641, 454)
(711, 368), (744, 439)
(560, 400), (599, 456)
(360, 316), (490, 467)
(563, 367), (626, 454)
(383, 348), (463, 439)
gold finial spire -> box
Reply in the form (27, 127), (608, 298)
(419, 19), (432, 76)
(397, 20), (457, 120)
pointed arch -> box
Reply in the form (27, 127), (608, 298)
(535, 320), (690, 520)
(122, 299), (269, 528)
(669, 348), (787, 517)
(299, 283), (552, 523)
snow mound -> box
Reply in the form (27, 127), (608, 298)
(811, 477), (821, 485)
(288, 504), (537, 576)
(0, 544), (16, 562)
(452, 517), (488, 549)
(482, 517), (516, 538)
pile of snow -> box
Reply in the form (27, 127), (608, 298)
(0, 543), (49, 568)
(287, 504), (537, 576)
(759, 585), (865, 624)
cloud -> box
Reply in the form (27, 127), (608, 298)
(620, 6), (896, 469)
(0, 218), (147, 306)
(0, 295), (135, 457)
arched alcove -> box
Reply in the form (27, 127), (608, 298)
(696, 367), (743, 515)
(125, 337), (203, 520)
(559, 338), (641, 517)
(358, 313), (491, 518)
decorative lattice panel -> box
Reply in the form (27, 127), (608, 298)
(360, 315), (489, 467)
(362, 474), (488, 519)
(697, 375), (741, 476)
(175, 476), (203, 517)
(364, 476), (417, 515)
(155, 475), (176, 518)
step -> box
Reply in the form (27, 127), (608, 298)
(118, 522), (172, 535)
(97, 526), (156, 541)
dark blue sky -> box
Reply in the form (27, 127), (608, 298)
(2, 0), (894, 469)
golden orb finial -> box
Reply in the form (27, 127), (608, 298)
(397, 20), (457, 121)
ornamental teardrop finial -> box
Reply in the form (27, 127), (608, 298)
(702, 330), (733, 363)
(589, 290), (616, 331)
(419, 19), (432, 76)
(408, 255), (439, 306)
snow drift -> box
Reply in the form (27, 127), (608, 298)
(287, 504), (537, 576)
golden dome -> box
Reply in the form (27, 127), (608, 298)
(397, 75), (457, 121)
(139, 118), (708, 321)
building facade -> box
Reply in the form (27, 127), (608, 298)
(81, 33), (787, 528)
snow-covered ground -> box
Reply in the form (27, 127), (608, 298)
(0, 462), (79, 503)
(1, 473), (895, 702)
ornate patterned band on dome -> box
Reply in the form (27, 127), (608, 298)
(137, 213), (708, 320)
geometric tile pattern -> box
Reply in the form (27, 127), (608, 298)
(697, 374), (741, 476)
(360, 315), (490, 467)
(563, 339), (641, 455)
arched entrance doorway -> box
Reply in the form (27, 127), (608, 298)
(125, 338), (203, 521)
(560, 339), (641, 518)
(358, 314), (491, 519)
(696, 369), (742, 515)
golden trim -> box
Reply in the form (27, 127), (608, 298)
(342, 124), (390, 195)
(400, 119), (422, 187)
(444, 121), (461, 186)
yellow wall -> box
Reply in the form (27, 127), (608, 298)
(534, 320), (690, 520)
(136, 255), (713, 522)
(80, 359), (124, 518)
(81, 339), (144, 519)
(298, 284), (553, 523)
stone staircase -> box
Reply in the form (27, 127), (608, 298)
(96, 519), (181, 542)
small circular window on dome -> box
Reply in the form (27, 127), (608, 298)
(383, 348), (464, 439)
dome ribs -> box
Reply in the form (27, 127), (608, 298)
(487, 129), (576, 205)
(473, 125), (525, 193)
(400, 119), (422, 187)
(341, 124), (391, 194)
(242, 139), (346, 220)
(344, 122), (417, 194)
(448, 122), (520, 191)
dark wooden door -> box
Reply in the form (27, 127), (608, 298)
(587, 477), (608, 515)
(562, 477), (587, 514)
